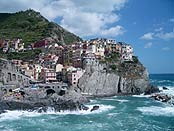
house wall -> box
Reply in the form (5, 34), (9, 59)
(68, 69), (85, 87)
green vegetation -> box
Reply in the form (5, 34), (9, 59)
(0, 9), (81, 46)
(109, 64), (117, 70)
(132, 56), (139, 63)
(105, 53), (119, 63)
(0, 49), (42, 61)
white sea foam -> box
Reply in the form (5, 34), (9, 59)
(132, 86), (174, 98)
(0, 104), (115, 121)
(150, 79), (174, 83)
(102, 98), (129, 102)
(0, 110), (41, 121)
(132, 94), (150, 98)
(137, 106), (174, 116)
(102, 98), (116, 101)
(115, 99), (129, 102)
(107, 113), (119, 116)
(49, 104), (115, 115)
(89, 99), (98, 103)
(158, 86), (174, 96)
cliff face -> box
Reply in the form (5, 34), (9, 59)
(78, 63), (149, 97)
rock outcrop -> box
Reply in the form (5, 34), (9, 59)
(150, 94), (174, 105)
(144, 85), (160, 95)
(78, 63), (149, 97)
(0, 88), (89, 113)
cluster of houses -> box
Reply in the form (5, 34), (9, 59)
(0, 38), (52, 53)
(0, 38), (25, 53)
(0, 38), (134, 87)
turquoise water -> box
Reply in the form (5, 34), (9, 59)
(0, 74), (174, 131)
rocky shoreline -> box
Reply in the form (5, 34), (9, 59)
(0, 87), (91, 114)
(1, 85), (173, 114)
(149, 87), (174, 106)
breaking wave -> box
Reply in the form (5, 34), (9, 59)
(0, 104), (115, 121)
(102, 98), (129, 102)
(158, 86), (174, 96)
(137, 106), (174, 117)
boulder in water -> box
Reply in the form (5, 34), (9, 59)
(81, 104), (89, 110)
(151, 94), (171, 102)
(162, 87), (169, 90)
(144, 85), (160, 95)
(90, 105), (99, 112)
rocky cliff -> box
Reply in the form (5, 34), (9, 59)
(78, 61), (149, 97)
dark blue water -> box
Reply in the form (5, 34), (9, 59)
(150, 74), (174, 87)
(0, 74), (174, 131)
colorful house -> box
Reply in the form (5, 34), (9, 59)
(67, 68), (85, 87)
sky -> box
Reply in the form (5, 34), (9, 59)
(0, 0), (174, 74)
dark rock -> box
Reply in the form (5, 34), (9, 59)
(162, 87), (169, 90)
(58, 90), (66, 96)
(0, 88), (89, 113)
(37, 107), (48, 113)
(144, 85), (160, 95)
(19, 91), (25, 96)
(151, 94), (171, 103)
(81, 104), (89, 110)
(0, 100), (34, 111)
(46, 89), (55, 95)
(90, 105), (99, 112)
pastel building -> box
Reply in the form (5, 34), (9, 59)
(40, 68), (57, 82)
(34, 64), (43, 80)
(121, 44), (134, 62)
(95, 43), (105, 57)
(72, 44), (83, 68)
(56, 64), (64, 73)
(82, 53), (99, 67)
(67, 68), (85, 87)
(86, 41), (105, 57)
(87, 43), (96, 54)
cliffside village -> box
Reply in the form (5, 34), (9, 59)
(0, 38), (134, 88)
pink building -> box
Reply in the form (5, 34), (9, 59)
(40, 68), (57, 82)
(67, 68), (85, 87)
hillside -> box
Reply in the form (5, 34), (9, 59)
(0, 9), (81, 45)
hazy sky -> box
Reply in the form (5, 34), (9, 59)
(0, 0), (174, 73)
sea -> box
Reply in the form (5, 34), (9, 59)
(0, 74), (174, 131)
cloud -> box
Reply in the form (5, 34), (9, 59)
(155, 29), (174, 40)
(0, 0), (127, 38)
(154, 27), (163, 32)
(169, 18), (174, 23)
(162, 47), (170, 51)
(140, 33), (154, 40)
(144, 42), (152, 48)
(141, 28), (174, 41)
(100, 26), (125, 37)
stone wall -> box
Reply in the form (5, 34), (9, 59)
(0, 59), (32, 88)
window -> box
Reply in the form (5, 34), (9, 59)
(74, 78), (76, 80)
(73, 82), (76, 84)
